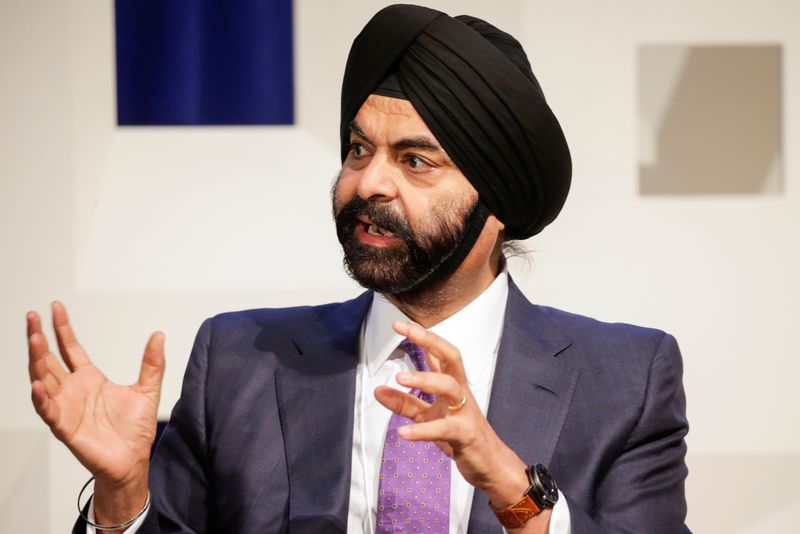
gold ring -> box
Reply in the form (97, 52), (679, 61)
(448, 394), (467, 411)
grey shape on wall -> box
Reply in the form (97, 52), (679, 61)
(638, 44), (782, 195)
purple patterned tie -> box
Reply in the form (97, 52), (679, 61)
(376, 339), (450, 533)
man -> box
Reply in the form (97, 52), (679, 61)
(27, 4), (688, 533)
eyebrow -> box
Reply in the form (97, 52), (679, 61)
(349, 120), (445, 155)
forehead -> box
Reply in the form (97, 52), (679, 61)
(353, 94), (435, 139)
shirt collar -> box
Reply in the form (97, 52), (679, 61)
(363, 271), (509, 388)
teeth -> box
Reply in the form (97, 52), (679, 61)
(367, 223), (394, 237)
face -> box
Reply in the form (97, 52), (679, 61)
(333, 94), (479, 294)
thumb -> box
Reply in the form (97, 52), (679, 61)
(137, 331), (165, 395)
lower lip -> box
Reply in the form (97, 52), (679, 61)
(355, 222), (403, 247)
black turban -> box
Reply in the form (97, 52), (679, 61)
(340, 4), (571, 240)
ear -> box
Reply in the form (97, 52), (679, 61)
(487, 213), (505, 232)
(484, 214), (506, 254)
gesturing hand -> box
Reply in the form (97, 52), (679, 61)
(27, 302), (164, 522)
(373, 321), (536, 518)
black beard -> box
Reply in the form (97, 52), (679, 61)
(334, 195), (474, 294)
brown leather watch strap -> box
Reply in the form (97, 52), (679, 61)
(492, 494), (542, 529)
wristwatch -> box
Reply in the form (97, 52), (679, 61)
(492, 464), (559, 529)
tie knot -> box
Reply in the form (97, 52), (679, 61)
(399, 339), (429, 372)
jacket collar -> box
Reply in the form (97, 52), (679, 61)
(275, 291), (372, 532)
(467, 279), (578, 533)
(274, 280), (578, 533)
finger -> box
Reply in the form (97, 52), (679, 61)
(26, 311), (46, 344)
(397, 418), (461, 444)
(37, 372), (62, 398)
(408, 326), (467, 383)
(28, 339), (63, 398)
(43, 351), (68, 382)
(28, 312), (48, 377)
(29, 346), (68, 401)
(29, 332), (68, 382)
(51, 301), (91, 370)
(137, 331), (165, 392)
(392, 321), (443, 373)
(31, 380), (61, 427)
(374, 385), (430, 421)
(28, 331), (47, 380)
(396, 371), (465, 407)
(394, 322), (468, 384)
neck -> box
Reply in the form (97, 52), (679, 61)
(384, 240), (505, 328)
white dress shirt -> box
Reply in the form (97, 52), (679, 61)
(88, 272), (570, 533)
(346, 272), (570, 533)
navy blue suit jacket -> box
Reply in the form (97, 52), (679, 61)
(75, 280), (688, 532)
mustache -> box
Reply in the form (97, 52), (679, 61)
(336, 195), (416, 243)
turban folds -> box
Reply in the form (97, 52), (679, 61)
(340, 4), (572, 240)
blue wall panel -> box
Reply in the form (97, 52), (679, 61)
(116, 0), (294, 125)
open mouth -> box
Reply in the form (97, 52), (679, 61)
(366, 222), (396, 238)
(355, 214), (402, 245)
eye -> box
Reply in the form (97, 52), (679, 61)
(349, 142), (368, 158)
(405, 154), (432, 171)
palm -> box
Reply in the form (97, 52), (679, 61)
(27, 302), (165, 485)
(54, 365), (158, 480)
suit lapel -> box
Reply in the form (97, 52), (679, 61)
(274, 292), (372, 532)
(271, 282), (578, 532)
(467, 281), (579, 533)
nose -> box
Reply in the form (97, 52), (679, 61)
(355, 154), (400, 202)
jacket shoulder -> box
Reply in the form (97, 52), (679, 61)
(193, 292), (372, 358)
(529, 304), (683, 420)
(533, 304), (672, 355)
(206, 292), (370, 335)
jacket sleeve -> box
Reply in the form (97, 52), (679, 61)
(568, 333), (690, 533)
(73, 318), (215, 534)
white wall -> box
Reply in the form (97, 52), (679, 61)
(1, 1), (798, 532)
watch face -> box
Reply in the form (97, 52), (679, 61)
(533, 464), (559, 506)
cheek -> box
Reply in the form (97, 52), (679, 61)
(402, 197), (439, 235)
(413, 189), (476, 234)
(333, 169), (359, 213)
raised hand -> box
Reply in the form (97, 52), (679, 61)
(374, 321), (551, 532)
(27, 301), (165, 525)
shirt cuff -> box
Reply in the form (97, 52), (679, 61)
(548, 490), (571, 534)
(85, 496), (148, 534)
